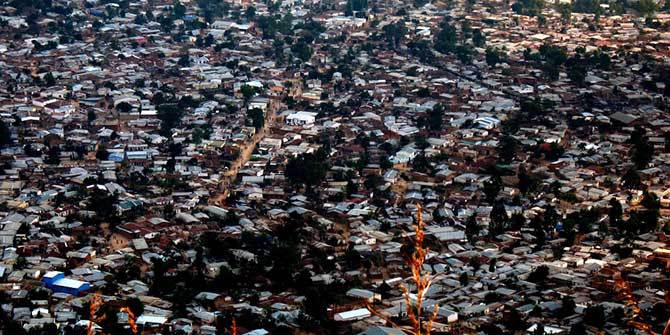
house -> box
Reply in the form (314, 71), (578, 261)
(608, 112), (638, 125)
(358, 326), (405, 335)
(334, 308), (371, 321)
(42, 271), (91, 296)
(286, 111), (317, 126)
(346, 288), (380, 302)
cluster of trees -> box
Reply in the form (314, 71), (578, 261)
(382, 21), (407, 50)
(557, 3), (573, 23)
(195, 34), (216, 48)
(240, 84), (260, 101)
(32, 40), (59, 52)
(524, 43), (567, 81)
(407, 39), (435, 64)
(258, 14), (321, 63)
(290, 39), (313, 62)
(246, 108), (264, 129)
(632, 0), (659, 17)
(9, 0), (54, 14)
(502, 97), (557, 134)
(199, 213), (354, 330)
(489, 199), (509, 237)
(650, 64), (670, 97)
(564, 47), (612, 86)
(0, 120), (11, 147)
(344, 0), (368, 16)
(486, 298), (615, 334)
(572, 0), (602, 13)
(623, 191), (660, 234)
(605, 190), (661, 237)
(556, 207), (602, 244)
(256, 13), (293, 39)
(191, 124), (213, 144)
(196, 0), (231, 22)
(434, 18), (483, 64)
(511, 0), (545, 16)
(629, 127), (654, 169)
(434, 18), (457, 54)
(157, 103), (184, 137)
(485, 47), (508, 67)
(285, 149), (329, 189)
(417, 103), (445, 131)
(177, 53), (191, 67)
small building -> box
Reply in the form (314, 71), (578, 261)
(285, 111), (317, 126)
(334, 308), (371, 321)
(42, 271), (91, 296)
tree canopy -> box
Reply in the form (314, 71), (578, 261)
(285, 150), (329, 187)
(157, 104), (184, 137)
(0, 120), (11, 147)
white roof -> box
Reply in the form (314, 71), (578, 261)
(287, 111), (317, 121)
(137, 315), (168, 325)
(243, 330), (269, 335)
(334, 308), (371, 321)
(43, 271), (62, 278)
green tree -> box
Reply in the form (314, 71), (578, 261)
(512, 0), (545, 16)
(621, 168), (643, 189)
(173, 0), (186, 18)
(568, 64), (586, 86)
(245, 5), (256, 19)
(246, 108), (264, 129)
(485, 48), (506, 67)
(558, 3), (572, 23)
(630, 130), (654, 168)
(426, 104), (444, 131)
(517, 165), (536, 194)
(531, 216), (546, 247)
(497, 135), (518, 163)
(240, 85), (258, 101)
(96, 146), (109, 161)
(345, 0), (368, 14)
(177, 53), (190, 67)
(45, 146), (61, 165)
(558, 296), (576, 317)
(483, 174), (502, 203)
(503, 306), (527, 331)
(382, 21), (406, 49)
(459, 272), (469, 285)
(465, 214), (480, 243)
(528, 265), (549, 282)
(0, 120), (11, 146)
(455, 44), (473, 64)
(116, 101), (133, 113)
(157, 104), (184, 137)
(303, 286), (328, 320)
(435, 19), (457, 53)
(44, 72), (56, 86)
(634, 0), (658, 17)
(570, 322), (586, 335)
(125, 297), (144, 317)
(608, 198), (623, 227)
(87, 109), (96, 124)
(489, 199), (509, 236)
(573, 0), (601, 13)
(285, 152), (328, 188)
(291, 41), (313, 62)
(472, 28), (486, 47)
(641, 190), (660, 210)
(87, 187), (118, 219)
(583, 305), (606, 329)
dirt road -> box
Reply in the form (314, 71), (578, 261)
(210, 107), (277, 205)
